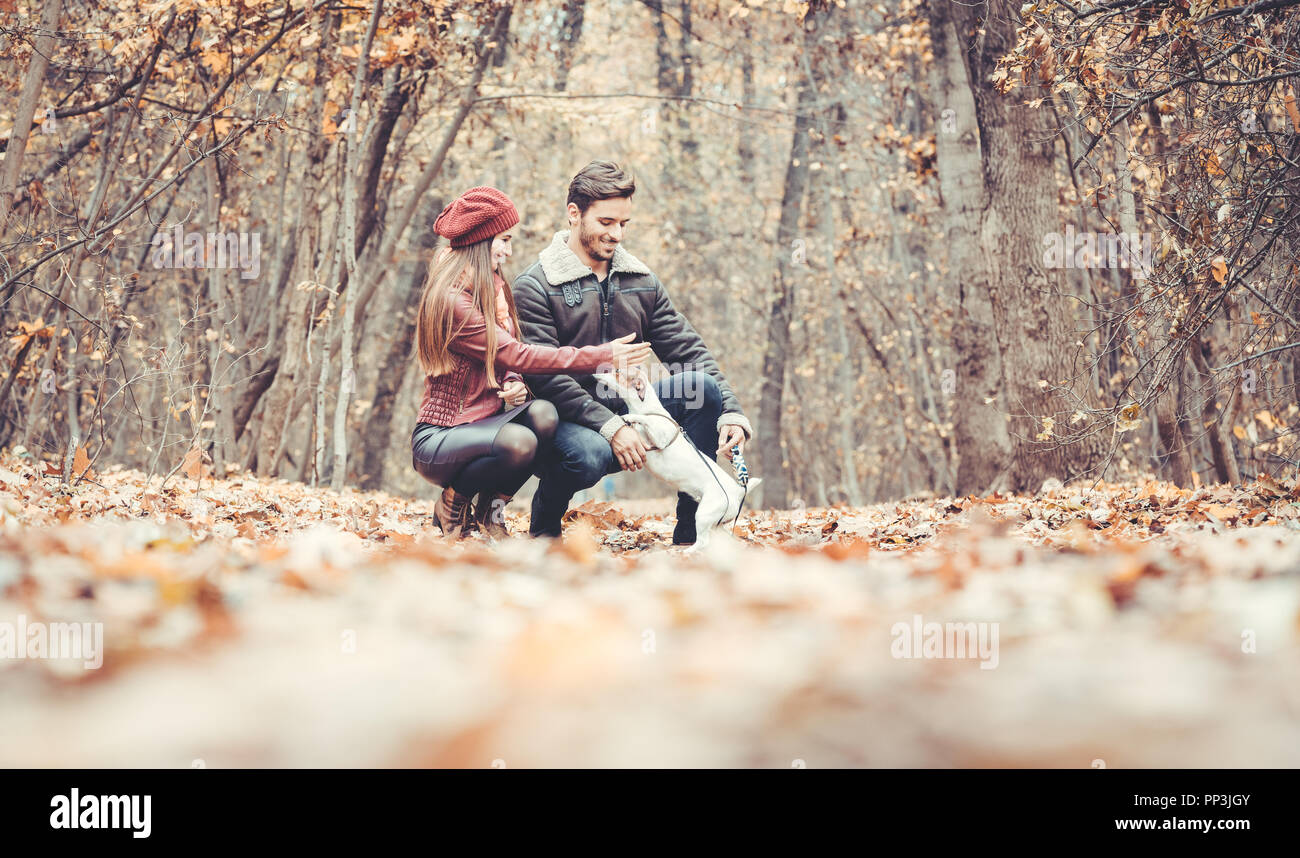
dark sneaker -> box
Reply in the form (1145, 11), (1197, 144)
(528, 487), (564, 538)
(672, 492), (698, 545)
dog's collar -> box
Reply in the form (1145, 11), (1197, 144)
(624, 412), (681, 450)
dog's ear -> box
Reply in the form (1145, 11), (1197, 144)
(745, 476), (762, 492)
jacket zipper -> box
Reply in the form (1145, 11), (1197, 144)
(599, 274), (610, 343)
(456, 360), (466, 417)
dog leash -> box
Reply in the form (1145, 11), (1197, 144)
(624, 412), (749, 531)
(728, 444), (750, 530)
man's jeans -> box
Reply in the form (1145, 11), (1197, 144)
(528, 371), (724, 537)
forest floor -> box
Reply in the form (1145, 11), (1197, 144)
(2, 452), (1299, 767)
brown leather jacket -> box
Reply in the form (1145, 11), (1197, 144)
(416, 272), (615, 427)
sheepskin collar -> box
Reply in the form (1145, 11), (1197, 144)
(537, 229), (651, 285)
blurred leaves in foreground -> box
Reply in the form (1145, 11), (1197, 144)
(1, 453), (1299, 766)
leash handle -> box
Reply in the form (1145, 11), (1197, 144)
(729, 444), (750, 534)
(730, 445), (749, 487)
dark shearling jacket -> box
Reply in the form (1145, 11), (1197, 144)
(513, 230), (753, 443)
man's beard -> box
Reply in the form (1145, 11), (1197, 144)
(578, 222), (615, 261)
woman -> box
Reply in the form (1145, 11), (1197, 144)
(412, 186), (651, 539)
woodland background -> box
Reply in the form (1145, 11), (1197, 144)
(1, 0), (1298, 509)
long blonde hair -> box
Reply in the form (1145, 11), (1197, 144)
(415, 237), (520, 389)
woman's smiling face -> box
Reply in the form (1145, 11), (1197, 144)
(491, 232), (513, 270)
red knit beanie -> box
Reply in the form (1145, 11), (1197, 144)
(433, 186), (520, 248)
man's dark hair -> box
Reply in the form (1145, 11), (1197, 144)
(567, 160), (636, 214)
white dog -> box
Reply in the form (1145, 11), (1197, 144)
(592, 367), (759, 551)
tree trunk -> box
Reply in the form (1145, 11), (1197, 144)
(330, 0), (383, 493)
(354, 65), (409, 257)
(0, 0), (63, 232)
(756, 0), (830, 509)
(1115, 126), (1192, 486)
(202, 155), (238, 475)
(357, 194), (443, 491)
(255, 12), (339, 476)
(809, 74), (862, 506)
(553, 0), (586, 92)
(927, 0), (1012, 496)
(949, 0), (1107, 491)
(349, 4), (512, 330)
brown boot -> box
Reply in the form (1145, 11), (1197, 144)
(434, 486), (478, 538)
(474, 492), (513, 540)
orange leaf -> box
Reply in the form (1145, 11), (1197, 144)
(282, 570), (310, 590)
(72, 444), (93, 480)
(822, 538), (871, 560)
(553, 521), (598, 567)
(1210, 256), (1227, 284)
(182, 445), (211, 481)
(1202, 503), (1238, 521)
(321, 100), (340, 136)
(200, 48), (229, 76)
(1283, 89), (1300, 134)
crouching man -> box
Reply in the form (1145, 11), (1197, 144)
(513, 160), (754, 544)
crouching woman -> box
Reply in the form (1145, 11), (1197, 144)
(412, 186), (651, 538)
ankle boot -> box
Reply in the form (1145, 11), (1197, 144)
(474, 492), (513, 540)
(434, 486), (478, 538)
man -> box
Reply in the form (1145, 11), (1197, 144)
(513, 160), (754, 543)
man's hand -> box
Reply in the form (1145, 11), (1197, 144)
(717, 425), (746, 461)
(611, 424), (648, 471)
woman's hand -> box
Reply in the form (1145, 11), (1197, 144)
(497, 378), (530, 408)
(608, 332), (654, 369)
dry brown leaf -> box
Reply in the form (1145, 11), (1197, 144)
(72, 445), (93, 480)
(1202, 503), (1239, 521)
(182, 445), (211, 482)
(554, 520), (598, 566)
